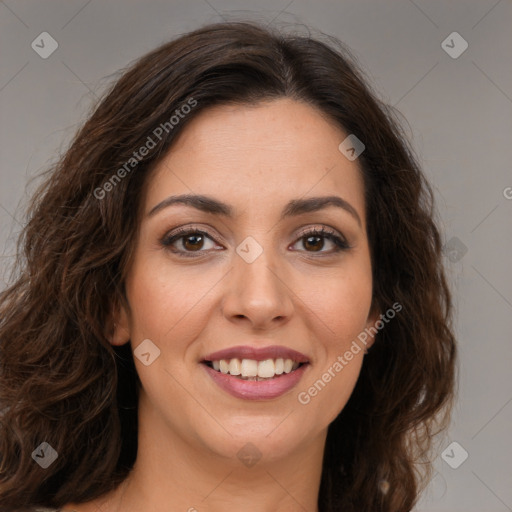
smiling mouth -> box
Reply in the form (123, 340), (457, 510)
(202, 358), (307, 381)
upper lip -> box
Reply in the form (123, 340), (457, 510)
(202, 345), (310, 363)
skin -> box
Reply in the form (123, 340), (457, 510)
(66, 98), (379, 512)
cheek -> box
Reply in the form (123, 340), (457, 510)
(310, 261), (373, 342)
(125, 254), (220, 349)
(296, 262), (372, 422)
(305, 359), (364, 429)
(297, 321), (366, 429)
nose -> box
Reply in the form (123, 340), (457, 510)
(221, 246), (294, 330)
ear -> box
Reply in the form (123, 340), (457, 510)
(108, 298), (131, 346)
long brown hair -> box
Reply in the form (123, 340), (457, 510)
(0, 21), (456, 511)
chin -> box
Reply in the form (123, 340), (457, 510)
(194, 414), (316, 466)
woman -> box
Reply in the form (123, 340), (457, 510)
(0, 21), (456, 512)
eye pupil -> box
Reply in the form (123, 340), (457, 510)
(304, 235), (324, 252)
(184, 234), (204, 251)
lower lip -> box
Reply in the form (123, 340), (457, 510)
(202, 363), (309, 400)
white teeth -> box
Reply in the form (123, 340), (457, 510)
(240, 359), (258, 377)
(228, 358), (241, 375)
(257, 359), (275, 378)
(208, 357), (304, 379)
(219, 359), (229, 374)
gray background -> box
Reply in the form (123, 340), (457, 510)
(1, 1), (511, 510)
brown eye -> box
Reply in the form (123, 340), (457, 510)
(161, 229), (219, 257)
(303, 235), (325, 252)
(181, 233), (205, 251)
(293, 227), (349, 254)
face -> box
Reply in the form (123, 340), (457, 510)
(113, 98), (378, 465)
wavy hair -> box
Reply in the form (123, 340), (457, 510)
(0, 21), (456, 512)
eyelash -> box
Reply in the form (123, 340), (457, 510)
(160, 225), (350, 258)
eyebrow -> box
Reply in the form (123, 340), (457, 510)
(147, 193), (362, 227)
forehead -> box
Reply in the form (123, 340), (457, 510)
(145, 98), (366, 224)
